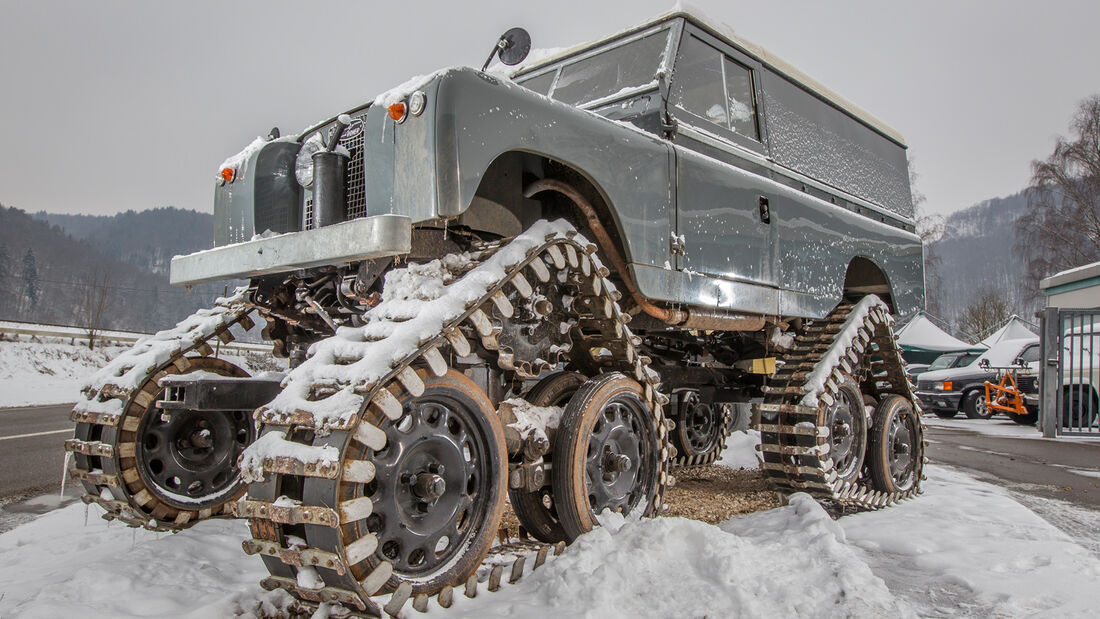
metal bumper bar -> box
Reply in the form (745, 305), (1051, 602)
(170, 214), (412, 285)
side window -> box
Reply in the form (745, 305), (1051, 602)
(518, 71), (556, 96)
(1020, 345), (1040, 363)
(723, 58), (758, 139)
(671, 35), (760, 140)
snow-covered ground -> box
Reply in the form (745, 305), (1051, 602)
(2, 430), (1098, 618)
(0, 331), (278, 408)
(924, 414), (1100, 443)
(0, 337), (129, 407)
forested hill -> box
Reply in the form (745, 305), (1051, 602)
(926, 188), (1040, 328)
(34, 207), (213, 277)
(0, 205), (228, 333)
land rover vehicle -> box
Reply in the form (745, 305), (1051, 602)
(916, 338), (1039, 420)
(69, 9), (924, 615)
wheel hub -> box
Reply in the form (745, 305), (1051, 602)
(137, 408), (252, 505)
(887, 412), (918, 486)
(585, 397), (652, 515)
(367, 397), (490, 575)
(678, 392), (721, 456)
(825, 386), (864, 480)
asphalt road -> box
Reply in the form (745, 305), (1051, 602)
(924, 420), (1100, 509)
(0, 404), (75, 501)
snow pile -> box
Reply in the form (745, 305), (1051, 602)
(0, 337), (128, 407)
(424, 494), (912, 618)
(263, 219), (598, 428)
(717, 429), (762, 469)
(4, 465), (1100, 617)
(841, 466), (1100, 617)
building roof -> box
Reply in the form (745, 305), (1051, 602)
(895, 312), (979, 352)
(1039, 260), (1100, 295)
(979, 315), (1038, 348)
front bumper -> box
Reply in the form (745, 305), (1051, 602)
(170, 214), (412, 285)
(916, 390), (962, 413)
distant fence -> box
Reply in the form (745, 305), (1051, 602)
(1039, 307), (1100, 437)
(0, 319), (270, 353)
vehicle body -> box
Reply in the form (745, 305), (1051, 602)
(1058, 324), (1100, 429)
(917, 337), (1039, 419)
(172, 13), (923, 323)
(73, 9), (926, 616)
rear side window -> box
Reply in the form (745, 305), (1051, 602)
(672, 35), (760, 140)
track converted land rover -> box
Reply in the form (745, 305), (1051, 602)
(68, 9), (926, 616)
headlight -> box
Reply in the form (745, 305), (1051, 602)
(933, 381), (954, 391)
(295, 133), (326, 188)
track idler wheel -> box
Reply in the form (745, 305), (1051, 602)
(669, 389), (729, 466)
(509, 371), (586, 543)
(552, 373), (662, 542)
(76, 356), (254, 526)
(328, 369), (508, 596)
(867, 395), (924, 494)
(824, 375), (868, 485)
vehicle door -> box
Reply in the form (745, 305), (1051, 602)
(667, 26), (777, 298)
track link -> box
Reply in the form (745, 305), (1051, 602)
(237, 220), (671, 616)
(755, 295), (926, 510)
(67, 288), (259, 531)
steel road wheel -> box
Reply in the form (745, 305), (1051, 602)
(671, 389), (722, 459)
(508, 371), (586, 543)
(824, 375), (868, 484)
(552, 373), (661, 542)
(339, 369), (507, 594)
(868, 395), (923, 493)
(126, 357), (253, 512)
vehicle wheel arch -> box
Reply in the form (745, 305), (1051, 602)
(842, 256), (895, 313)
(462, 149), (638, 277)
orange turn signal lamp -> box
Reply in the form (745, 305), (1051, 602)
(388, 102), (408, 122)
(220, 167), (235, 183)
(941, 381), (953, 391)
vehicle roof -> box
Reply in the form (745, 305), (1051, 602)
(511, 7), (907, 147)
(919, 337), (1039, 381)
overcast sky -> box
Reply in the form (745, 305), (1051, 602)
(1, 0), (1097, 219)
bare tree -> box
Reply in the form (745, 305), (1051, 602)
(1016, 95), (1100, 297)
(958, 286), (1012, 343)
(910, 156), (945, 316)
(79, 270), (112, 350)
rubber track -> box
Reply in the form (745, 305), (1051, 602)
(754, 297), (926, 510)
(66, 288), (259, 531)
(239, 230), (672, 616)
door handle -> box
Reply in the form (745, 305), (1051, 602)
(758, 196), (771, 224)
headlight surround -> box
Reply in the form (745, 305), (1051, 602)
(295, 133), (326, 188)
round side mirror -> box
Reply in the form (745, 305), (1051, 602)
(497, 27), (531, 66)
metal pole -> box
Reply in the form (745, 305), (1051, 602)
(1040, 307), (1060, 438)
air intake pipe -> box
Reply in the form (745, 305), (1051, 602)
(311, 114), (353, 228)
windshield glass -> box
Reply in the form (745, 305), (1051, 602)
(926, 354), (960, 372)
(517, 29), (670, 106)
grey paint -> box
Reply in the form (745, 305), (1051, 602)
(188, 14), (923, 320)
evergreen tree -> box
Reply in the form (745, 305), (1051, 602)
(21, 248), (39, 313)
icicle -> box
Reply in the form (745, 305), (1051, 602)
(59, 451), (72, 502)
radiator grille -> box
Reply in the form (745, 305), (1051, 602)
(304, 197), (314, 230)
(1017, 375), (1038, 393)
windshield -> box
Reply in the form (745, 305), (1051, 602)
(516, 29), (670, 106)
(926, 353), (960, 372)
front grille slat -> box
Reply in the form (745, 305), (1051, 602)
(302, 116), (367, 230)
